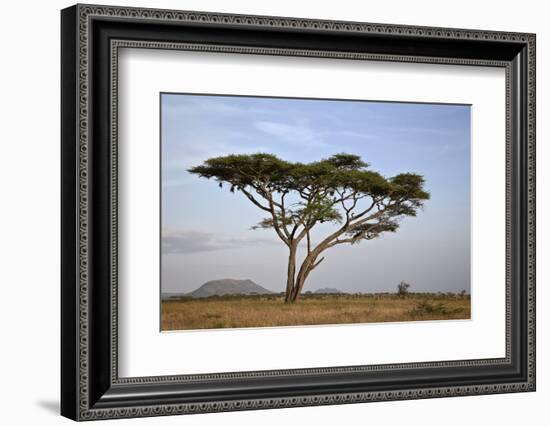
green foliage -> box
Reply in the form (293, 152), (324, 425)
(188, 153), (429, 203)
(409, 300), (464, 317)
(188, 153), (293, 192)
(189, 153), (429, 241)
(296, 197), (343, 224)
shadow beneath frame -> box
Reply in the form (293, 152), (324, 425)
(36, 400), (59, 415)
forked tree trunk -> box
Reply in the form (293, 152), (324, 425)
(285, 244), (297, 303)
(290, 258), (314, 302)
(286, 250), (321, 303)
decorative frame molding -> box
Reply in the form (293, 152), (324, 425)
(61, 4), (535, 421)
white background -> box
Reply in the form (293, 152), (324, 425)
(119, 49), (506, 377)
(0, 0), (547, 425)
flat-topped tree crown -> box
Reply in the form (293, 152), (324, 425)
(188, 153), (429, 302)
(188, 153), (293, 192)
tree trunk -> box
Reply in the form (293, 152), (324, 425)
(289, 253), (318, 302)
(284, 244), (297, 303)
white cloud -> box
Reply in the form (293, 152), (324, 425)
(162, 229), (278, 254)
(397, 126), (453, 136)
(163, 97), (280, 119)
(254, 120), (371, 147)
(254, 121), (317, 143)
(326, 130), (371, 140)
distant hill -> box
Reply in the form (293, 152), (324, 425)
(314, 288), (344, 294)
(186, 279), (273, 298)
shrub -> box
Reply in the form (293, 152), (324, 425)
(397, 281), (411, 297)
(409, 300), (464, 317)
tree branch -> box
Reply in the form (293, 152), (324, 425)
(265, 192), (291, 244)
(277, 191), (291, 239)
(306, 201), (393, 258)
(241, 187), (289, 246)
(311, 256), (325, 270)
(239, 187), (271, 212)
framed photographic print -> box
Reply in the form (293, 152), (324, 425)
(61, 4), (536, 421)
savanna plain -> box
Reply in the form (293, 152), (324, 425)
(161, 293), (470, 331)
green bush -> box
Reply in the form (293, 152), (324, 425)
(409, 300), (464, 317)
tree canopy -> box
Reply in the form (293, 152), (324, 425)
(188, 153), (429, 302)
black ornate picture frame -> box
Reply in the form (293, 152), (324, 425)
(61, 4), (536, 421)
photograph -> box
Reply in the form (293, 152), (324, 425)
(58, 3), (536, 420)
(160, 93), (472, 331)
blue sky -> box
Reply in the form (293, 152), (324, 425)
(161, 93), (471, 294)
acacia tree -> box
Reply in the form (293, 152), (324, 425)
(397, 281), (411, 298)
(188, 153), (429, 303)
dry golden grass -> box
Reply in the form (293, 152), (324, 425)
(161, 294), (470, 331)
